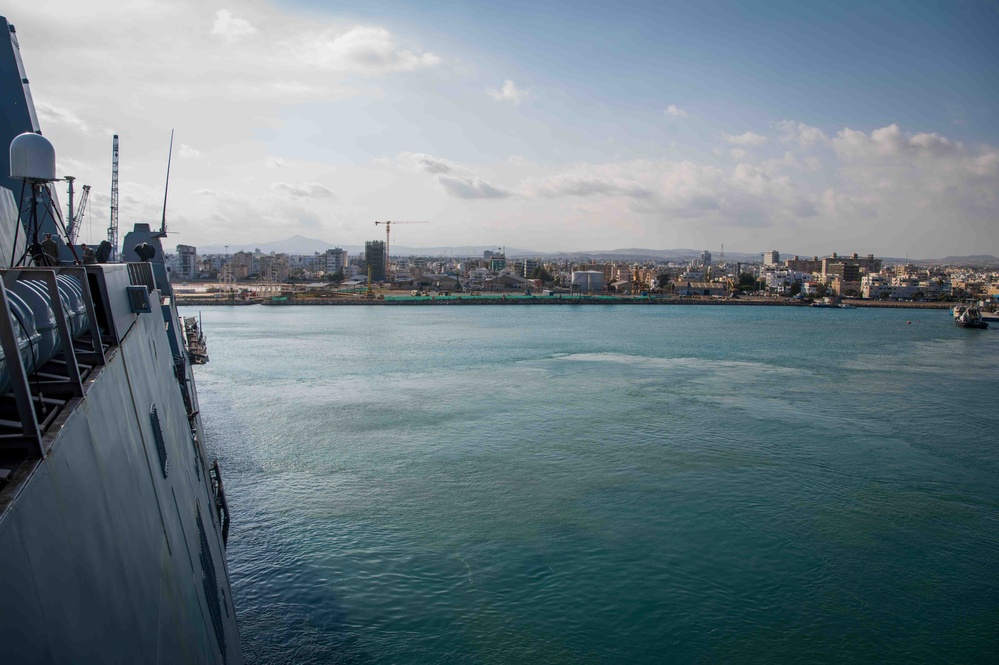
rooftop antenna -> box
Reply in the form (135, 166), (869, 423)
(161, 129), (174, 234)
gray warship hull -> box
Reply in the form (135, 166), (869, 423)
(0, 15), (242, 664)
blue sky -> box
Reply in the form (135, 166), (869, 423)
(281, 0), (998, 158)
(10, 0), (999, 257)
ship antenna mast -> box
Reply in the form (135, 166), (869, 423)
(108, 134), (119, 262)
(161, 129), (174, 235)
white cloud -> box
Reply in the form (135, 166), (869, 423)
(379, 152), (510, 199)
(489, 80), (529, 104)
(292, 26), (441, 74)
(386, 152), (460, 174)
(832, 123), (961, 161)
(776, 120), (829, 150)
(724, 131), (768, 147)
(437, 176), (510, 199)
(523, 159), (801, 228)
(179, 144), (202, 159)
(11, 1), (997, 256)
(664, 104), (688, 119)
(271, 182), (336, 198)
(531, 174), (653, 199)
(211, 10), (258, 43)
(35, 101), (88, 133)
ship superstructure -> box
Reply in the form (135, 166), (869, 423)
(0, 16), (242, 664)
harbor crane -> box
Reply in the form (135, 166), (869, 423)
(374, 220), (428, 276)
(108, 134), (119, 262)
(68, 184), (90, 244)
(63, 176), (91, 244)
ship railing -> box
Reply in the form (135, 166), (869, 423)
(127, 261), (157, 292)
(209, 459), (230, 547)
(0, 266), (108, 462)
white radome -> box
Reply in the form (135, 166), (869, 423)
(10, 131), (56, 182)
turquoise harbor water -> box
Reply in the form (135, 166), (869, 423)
(186, 305), (999, 664)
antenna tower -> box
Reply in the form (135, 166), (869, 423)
(108, 134), (119, 262)
(161, 129), (174, 234)
(65, 176), (76, 229)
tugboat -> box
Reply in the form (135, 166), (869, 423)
(955, 307), (989, 329)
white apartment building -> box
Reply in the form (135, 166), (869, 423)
(861, 274), (952, 300)
(763, 269), (810, 294)
(324, 248), (348, 274)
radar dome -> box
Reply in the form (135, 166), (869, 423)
(10, 131), (56, 181)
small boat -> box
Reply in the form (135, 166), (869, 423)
(955, 308), (989, 329)
(811, 297), (838, 308)
(838, 303), (857, 309)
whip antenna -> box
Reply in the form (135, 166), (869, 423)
(161, 129), (174, 234)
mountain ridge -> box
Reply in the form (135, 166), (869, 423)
(194, 237), (999, 266)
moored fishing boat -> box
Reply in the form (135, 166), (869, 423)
(955, 307), (989, 329)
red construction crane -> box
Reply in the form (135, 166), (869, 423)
(374, 220), (429, 276)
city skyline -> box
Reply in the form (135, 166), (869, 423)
(11, 0), (999, 257)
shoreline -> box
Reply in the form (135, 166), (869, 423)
(176, 296), (954, 310)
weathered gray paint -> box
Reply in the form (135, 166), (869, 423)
(0, 277), (242, 663)
(0, 15), (242, 662)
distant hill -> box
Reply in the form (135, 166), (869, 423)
(193, 237), (998, 266)
(919, 255), (999, 267)
(199, 235), (337, 255)
(196, 238), (753, 261)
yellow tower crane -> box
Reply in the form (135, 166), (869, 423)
(374, 220), (429, 278)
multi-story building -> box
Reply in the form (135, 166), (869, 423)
(517, 257), (540, 278)
(612, 266), (633, 283)
(823, 262), (861, 283)
(763, 250), (780, 267)
(586, 263), (615, 285)
(861, 273), (952, 300)
(821, 253), (882, 281)
(257, 253), (290, 282)
(364, 240), (386, 281)
(324, 247), (348, 274)
(785, 256), (823, 274)
(198, 254), (224, 276)
(176, 244), (197, 280)
(763, 269), (810, 294)
(230, 251), (254, 279)
(467, 267), (492, 288)
(632, 267), (657, 289)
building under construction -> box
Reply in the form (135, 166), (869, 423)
(365, 240), (386, 281)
